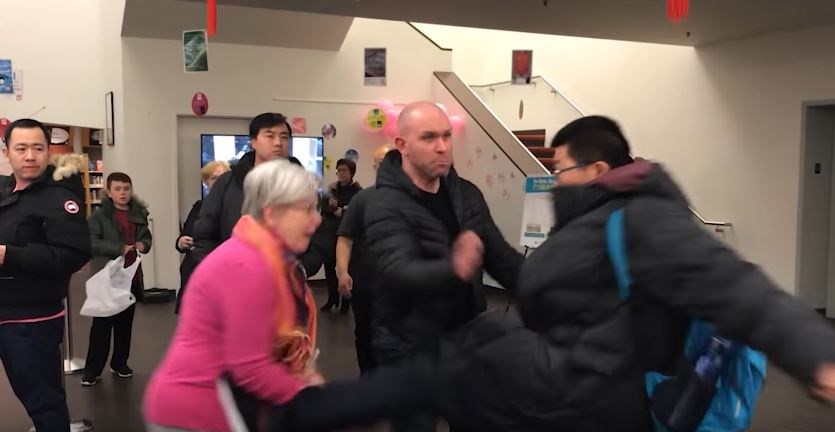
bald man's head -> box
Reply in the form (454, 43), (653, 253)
(397, 101), (449, 136)
(394, 101), (454, 189)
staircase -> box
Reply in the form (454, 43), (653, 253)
(513, 129), (555, 172)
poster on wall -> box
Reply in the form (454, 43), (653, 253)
(511, 50), (533, 85)
(0, 60), (13, 94)
(520, 175), (555, 248)
(364, 48), (387, 86)
(290, 117), (307, 134)
(183, 30), (209, 73)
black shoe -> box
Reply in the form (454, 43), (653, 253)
(80, 376), (98, 386)
(110, 366), (134, 378)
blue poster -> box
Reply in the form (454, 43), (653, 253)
(0, 60), (12, 94)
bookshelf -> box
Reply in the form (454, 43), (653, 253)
(44, 123), (105, 217)
(83, 129), (105, 216)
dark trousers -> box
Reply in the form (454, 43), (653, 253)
(0, 318), (70, 432)
(267, 354), (438, 432)
(373, 331), (444, 432)
(351, 286), (376, 374)
(323, 253), (342, 308)
(301, 241), (348, 309)
(83, 304), (136, 377)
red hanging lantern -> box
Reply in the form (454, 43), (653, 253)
(207, 0), (217, 36)
(667, 0), (690, 23)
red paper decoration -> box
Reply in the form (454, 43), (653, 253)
(667, 0), (690, 23)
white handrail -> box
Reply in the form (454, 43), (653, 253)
(689, 206), (732, 227)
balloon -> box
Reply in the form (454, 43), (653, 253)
(365, 107), (387, 132)
(379, 99), (395, 111)
(449, 115), (465, 131)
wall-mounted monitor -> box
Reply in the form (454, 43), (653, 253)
(200, 134), (325, 197)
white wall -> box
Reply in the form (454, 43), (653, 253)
(417, 23), (835, 299)
(471, 77), (584, 146)
(0, 0), (108, 128)
(115, 18), (452, 289)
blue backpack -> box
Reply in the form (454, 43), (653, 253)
(605, 208), (767, 432)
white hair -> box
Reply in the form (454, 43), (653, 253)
(242, 159), (320, 220)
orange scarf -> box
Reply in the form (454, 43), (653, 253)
(233, 215), (318, 375)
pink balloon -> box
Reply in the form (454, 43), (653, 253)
(449, 115), (465, 131)
(379, 100), (396, 111)
(383, 119), (399, 138)
(382, 107), (401, 137)
(385, 107), (401, 120)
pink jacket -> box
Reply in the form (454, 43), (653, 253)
(143, 236), (306, 431)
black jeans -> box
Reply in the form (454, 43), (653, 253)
(0, 318), (70, 432)
(83, 304), (136, 377)
(351, 285), (376, 374)
(373, 333), (441, 432)
(267, 355), (438, 431)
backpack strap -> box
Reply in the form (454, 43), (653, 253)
(606, 208), (632, 301)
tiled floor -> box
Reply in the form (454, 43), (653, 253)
(1, 274), (834, 431)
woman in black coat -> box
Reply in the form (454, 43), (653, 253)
(175, 160), (229, 313)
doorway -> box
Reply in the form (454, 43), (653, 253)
(797, 102), (835, 318)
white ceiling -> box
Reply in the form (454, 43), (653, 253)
(177, 0), (835, 46)
(122, 0), (354, 50)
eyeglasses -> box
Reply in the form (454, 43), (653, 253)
(552, 163), (588, 176)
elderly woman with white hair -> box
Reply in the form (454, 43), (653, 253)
(143, 159), (325, 431)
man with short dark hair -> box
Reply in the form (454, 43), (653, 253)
(193, 113), (301, 262)
(435, 116), (835, 431)
(0, 118), (91, 431)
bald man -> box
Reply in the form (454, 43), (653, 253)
(363, 102), (523, 432)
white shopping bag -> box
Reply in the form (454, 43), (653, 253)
(80, 255), (141, 317)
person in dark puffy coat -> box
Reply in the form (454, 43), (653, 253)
(0, 119), (91, 431)
(192, 113), (300, 265)
(82, 172), (152, 386)
(434, 116), (835, 431)
(364, 101), (524, 432)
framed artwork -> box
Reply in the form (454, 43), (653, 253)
(512, 50), (533, 85)
(364, 48), (387, 86)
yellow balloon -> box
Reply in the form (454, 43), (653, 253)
(366, 108), (387, 130)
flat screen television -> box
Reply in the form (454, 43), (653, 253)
(200, 134), (324, 197)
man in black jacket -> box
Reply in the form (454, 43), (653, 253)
(336, 144), (393, 374)
(435, 116), (835, 431)
(0, 119), (91, 431)
(364, 101), (524, 432)
(192, 113), (300, 263)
